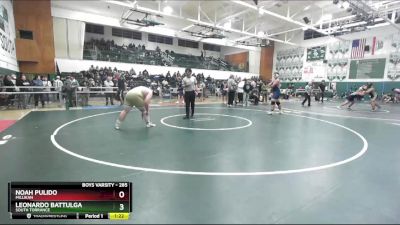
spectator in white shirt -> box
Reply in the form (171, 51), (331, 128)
(54, 76), (63, 101)
(237, 78), (244, 105)
(104, 75), (114, 106)
(42, 76), (52, 103)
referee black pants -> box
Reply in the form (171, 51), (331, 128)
(184, 90), (195, 117)
(228, 91), (235, 105)
(320, 91), (324, 103)
(302, 93), (311, 106)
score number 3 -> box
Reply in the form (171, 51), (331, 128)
(118, 191), (126, 211)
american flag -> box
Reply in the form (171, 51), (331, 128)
(351, 38), (366, 59)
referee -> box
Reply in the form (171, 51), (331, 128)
(182, 68), (197, 119)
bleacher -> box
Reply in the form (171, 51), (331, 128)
(83, 39), (244, 72)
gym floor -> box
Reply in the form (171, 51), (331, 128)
(1, 99), (400, 224)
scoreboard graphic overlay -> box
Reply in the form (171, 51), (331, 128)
(8, 182), (132, 220)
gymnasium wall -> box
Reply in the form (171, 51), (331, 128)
(55, 58), (258, 80)
(51, 6), (263, 75)
(273, 25), (400, 83)
(0, 0), (18, 73)
(53, 17), (85, 60)
(260, 46), (274, 81)
(84, 26), (221, 59)
(224, 51), (249, 72)
(220, 47), (261, 75)
(13, 0), (55, 74)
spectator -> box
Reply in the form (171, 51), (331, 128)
(42, 76), (52, 104)
(64, 76), (79, 109)
(176, 77), (184, 104)
(237, 78), (244, 105)
(319, 80), (326, 103)
(3, 75), (15, 107)
(104, 75), (114, 106)
(117, 74), (126, 105)
(227, 75), (237, 107)
(32, 75), (45, 108)
(219, 81), (227, 104)
(182, 68), (196, 119)
(80, 77), (90, 107)
(261, 81), (269, 104)
(250, 88), (259, 105)
(302, 82), (312, 107)
(16, 74), (30, 109)
(243, 79), (252, 107)
(54, 76), (63, 101)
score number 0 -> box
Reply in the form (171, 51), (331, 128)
(119, 191), (125, 211)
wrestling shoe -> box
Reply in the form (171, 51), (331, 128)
(146, 122), (156, 128)
(115, 120), (121, 130)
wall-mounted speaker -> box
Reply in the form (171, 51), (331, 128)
(303, 17), (310, 24)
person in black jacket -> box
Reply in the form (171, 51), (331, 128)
(243, 79), (252, 107)
(3, 75), (15, 107)
(117, 74), (126, 105)
(319, 80), (326, 103)
(16, 74), (30, 109)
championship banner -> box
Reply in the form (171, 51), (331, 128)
(306, 46), (326, 61)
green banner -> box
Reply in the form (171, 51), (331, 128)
(307, 46), (326, 61)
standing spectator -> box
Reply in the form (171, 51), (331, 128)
(16, 74), (30, 109)
(104, 75), (114, 106)
(237, 78), (244, 105)
(250, 87), (260, 105)
(182, 68), (196, 119)
(54, 76), (63, 101)
(117, 74), (126, 105)
(332, 82), (337, 98)
(3, 75), (15, 107)
(220, 81), (227, 104)
(198, 80), (206, 102)
(42, 76), (52, 104)
(227, 75), (237, 107)
(261, 81), (269, 104)
(243, 79), (252, 107)
(32, 75), (45, 108)
(302, 82), (312, 107)
(80, 77), (90, 107)
(319, 80), (326, 103)
(176, 77), (184, 104)
(64, 76), (79, 109)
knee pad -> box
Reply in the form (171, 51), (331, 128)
(271, 101), (275, 105)
(276, 101), (281, 106)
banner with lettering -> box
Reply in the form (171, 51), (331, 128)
(0, 0), (17, 72)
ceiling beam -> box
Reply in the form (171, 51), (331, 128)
(200, 7), (214, 24)
(234, 36), (253, 42)
(356, 0), (400, 31)
(232, 1), (324, 33)
(266, 15), (357, 37)
(106, 0), (297, 45)
(216, 8), (252, 26)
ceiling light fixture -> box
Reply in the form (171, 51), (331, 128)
(342, 1), (350, 9)
(223, 21), (232, 29)
(258, 7), (264, 15)
(163, 6), (173, 15)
